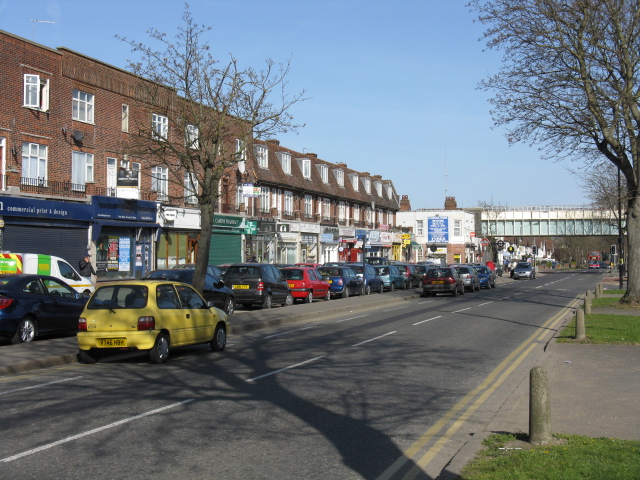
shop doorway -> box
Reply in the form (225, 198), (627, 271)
(134, 241), (151, 278)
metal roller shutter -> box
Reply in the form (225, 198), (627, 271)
(209, 233), (242, 265)
(2, 224), (88, 264)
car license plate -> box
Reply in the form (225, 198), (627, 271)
(288, 283), (295, 288)
(233, 284), (250, 289)
(327, 279), (333, 283)
(433, 281), (444, 284)
(98, 338), (127, 347)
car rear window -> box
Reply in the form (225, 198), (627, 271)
(88, 285), (149, 309)
(224, 266), (261, 278)
(318, 267), (343, 276)
(375, 267), (389, 275)
(455, 267), (470, 275)
(282, 269), (304, 280)
(427, 268), (452, 278)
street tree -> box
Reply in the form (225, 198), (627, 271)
(117, 5), (305, 291)
(469, 0), (640, 303)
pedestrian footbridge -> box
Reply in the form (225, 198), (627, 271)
(478, 205), (620, 237)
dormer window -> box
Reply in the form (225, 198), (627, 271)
(320, 164), (328, 183)
(277, 152), (291, 174)
(255, 145), (268, 168)
(335, 169), (344, 187)
(386, 185), (393, 199)
(363, 178), (371, 194)
(302, 159), (311, 179)
(375, 181), (382, 196)
(350, 173), (359, 191)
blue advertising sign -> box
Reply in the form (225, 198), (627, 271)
(92, 196), (156, 222)
(428, 217), (449, 243)
(0, 196), (92, 220)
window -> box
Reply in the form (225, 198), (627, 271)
(363, 178), (371, 194)
(152, 114), (168, 141)
(259, 187), (270, 212)
(386, 185), (393, 199)
(365, 207), (372, 223)
(350, 174), (359, 191)
(304, 194), (313, 217)
(302, 159), (311, 179)
(185, 124), (199, 149)
(336, 169), (344, 187)
(454, 219), (461, 236)
(416, 220), (424, 236)
(284, 191), (294, 215)
(184, 172), (198, 204)
(72, 89), (94, 123)
(71, 151), (94, 191)
(320, 164), (328, 183)
(255, 145), (268, 168)
(23, 74), (49, 111)
(152, 166), (169, 201)
(122, 104), (129, 132)
(235, 138), (246, 160)
(353, 204), (360, 222)
(21, 142), (47, 186)
(323, 198), (331, 219)
(338, 201), (346, 221)
(375, 182), (382, 196)
(281, 153), (291, 174)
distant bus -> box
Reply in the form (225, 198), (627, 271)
(588, 251), (601, 268)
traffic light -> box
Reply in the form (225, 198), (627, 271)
(610, 245), (616, 255)
(532, 245), (538, 255)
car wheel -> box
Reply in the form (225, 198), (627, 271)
(78, 349), (101, 364)
(210, 324), (226, 352)
(378, 282), (384, 294)
(417, 280), (423, 288)
(304, 291), (313, 304)
(12, 317), (37, 344)
(149, 333), (170, 364)
(389, 282), (395, 292)
(422, 290), (430, 297)
(283, 293), (294, 306)
(401, 281), (408, 290)
(460, 284), (465, 295)
(262, 295), (272, 309)
(324, 289), (331, 301)
(224, 297), (235, 315)
(364, 283), (371, 295)
(452, 286), (458, 297)
(343, 286), (350, 299)
(491, 281), (496, 288)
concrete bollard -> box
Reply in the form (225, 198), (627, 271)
(576, 308), (586, 341)
(529, 366), (552, 445)
(584, 296), (591, 315)
(595, 283), (602, 298)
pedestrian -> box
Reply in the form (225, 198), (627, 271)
(248, 255), (259, 263)
(79, 253), (96, 281)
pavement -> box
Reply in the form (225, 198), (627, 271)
(1, 270), (638, 479)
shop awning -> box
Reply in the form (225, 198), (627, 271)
(410, 241), (422, 249)
(92, 220), (160, 241)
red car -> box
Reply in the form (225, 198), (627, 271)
(281, 267), (331, 303)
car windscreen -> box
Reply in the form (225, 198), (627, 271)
(88, 285), (149, 309)
(146, 270), (191, 282)
(349, 265), (363, 274)
(516, 263), (531, 269)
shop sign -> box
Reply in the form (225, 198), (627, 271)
(301, 235), (317, 244)
(380, 231), (393, 243)
(242, 183), (260, 197)
(0, 196), (92, 221)
(244, 220), (258, 235)
(428, 216), (449, 243)
(393, 232), (404, 243)
(368, 230), (380, 242)
(258, 219), (276, 233)
(291, 222), (321, 234)
(213, 215), (244, 228)
(278, 232), (298, 242)
(339, 226), (355, 237)
(93, 196), (156, 222)
(277, 223), (290, 232)
(320, 233), (336, 243)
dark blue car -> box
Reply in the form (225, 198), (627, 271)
(317, 266), (364, 298)
(0, 274), (88, 343)
(345, 263), (385, 294)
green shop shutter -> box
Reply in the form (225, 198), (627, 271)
(209, 233), (242, 265)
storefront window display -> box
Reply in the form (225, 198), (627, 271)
(96, 233), (135, 280)
(157, 231), (194, 268)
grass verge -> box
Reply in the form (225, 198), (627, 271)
(461, 433), (640, 480)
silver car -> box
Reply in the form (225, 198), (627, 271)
(453, 265), (480, 292)
(513, 262), (536, 280)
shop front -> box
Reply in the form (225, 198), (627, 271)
(248, 219), (276, 263)
(291, 222), (320, 264)
(92, 196), (159, 280)
(337, 226), (356, 263)
(209, 214), (246, 265)
(320, 226), (339, 263)
(0, 195), (92, 262)
(156, 206), (201, 269)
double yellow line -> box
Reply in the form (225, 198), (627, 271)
(377, 298), (581, 480)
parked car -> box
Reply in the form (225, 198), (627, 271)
(364, 256), (390, 266)
(77, 280), (228, 364)
(144, 269), (235, 315)
(281, 267), (331, 303)
(394, 263), (422, 289)
(453, 265), (480, 292)
(471, 265), (497, 288)
(422, 267), (464, 297)
(512, 262), (536, 280)
(346, 263), (384, 294)
(373, 265), (405, 292)
(171, 263), (224, 278)
(223, 264), (292, 309)
(294, 262), (323, 269)
(0, 274), (89, 344)
(316, 266), (364, 298)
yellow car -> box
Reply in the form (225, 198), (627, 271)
(77, 280), (229, 364)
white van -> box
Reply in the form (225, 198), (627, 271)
(0, 253), (94, 294)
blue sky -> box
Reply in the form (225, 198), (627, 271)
(2, 0), (590, 209)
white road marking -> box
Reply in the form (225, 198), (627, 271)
(0, 399), (194, 463)
(264, 326), (315, 339)
(0, 376), (83, 396)
(336, 314), (369, 323)
(352, 331), (396, 347)
(246, 356), (325, 382)
(478, 302), (493, 306)
(417, 301), (434, 305)
(452, 308), (471, 314)
(383, 306), (409, 312)
(413, 316), (441, 326)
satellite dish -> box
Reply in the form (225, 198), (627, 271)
(237, 160), (246, 173)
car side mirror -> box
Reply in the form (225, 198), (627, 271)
(215, 280), (225, 288)
(206, 300), (216, 309)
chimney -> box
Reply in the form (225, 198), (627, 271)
(266, 139), (280, 145)
(400, 195), (411, 211)
(444, 196), (458, 210)
(306, 153), (318, 158)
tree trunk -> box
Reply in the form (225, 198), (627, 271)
(621, 194), (640, 304)
(192, 201), (214, 293)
